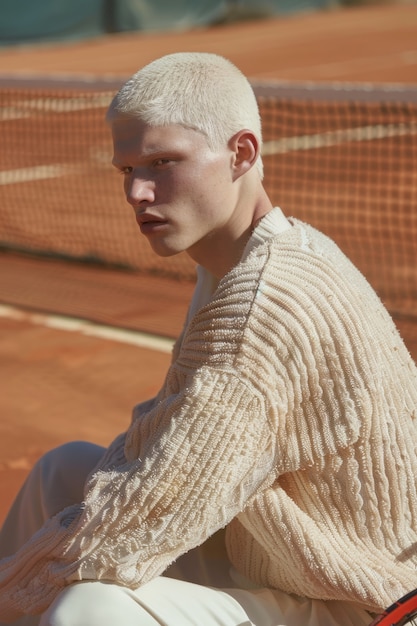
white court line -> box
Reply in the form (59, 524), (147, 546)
(0, 304), (174, 354)
(1, 93), (113, 121)
(1, 121), (416, 186)
(262, 121), (417, 155)
(1, 108), (31, 121)
(0, 164), (67, 185)
(262, 122), (417, 156)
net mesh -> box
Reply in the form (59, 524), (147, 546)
(1, 79), (416, 321)
(0, 85), (195, 279)
(259, 94), (417, 318)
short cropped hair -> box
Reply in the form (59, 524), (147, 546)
(107, 52), (263, 178)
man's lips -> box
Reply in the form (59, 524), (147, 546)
(135, 213), (168, 234)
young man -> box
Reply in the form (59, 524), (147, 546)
(1, 52), (417, 626)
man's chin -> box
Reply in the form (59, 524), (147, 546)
(147, 240), (185, 258)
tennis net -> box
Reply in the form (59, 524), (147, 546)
(1, 77), (416, 321)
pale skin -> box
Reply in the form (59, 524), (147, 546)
(111, 116), (285, 279)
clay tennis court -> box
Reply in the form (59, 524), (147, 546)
(1, 1), (417, 525)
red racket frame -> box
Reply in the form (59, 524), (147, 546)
(370, 589), (417, 626)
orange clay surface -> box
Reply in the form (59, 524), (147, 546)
(1, 1), (417, 525)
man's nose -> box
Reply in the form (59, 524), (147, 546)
(125, 173), (155, 206)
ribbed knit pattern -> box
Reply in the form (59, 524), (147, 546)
(1, 214), (417, 620)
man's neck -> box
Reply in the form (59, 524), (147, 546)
(188, 191), (274, 279)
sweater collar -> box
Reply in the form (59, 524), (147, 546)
(189, 208), (291, 318)
(241, 206), (292, 262)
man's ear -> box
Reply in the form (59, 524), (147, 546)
(229, 129), (260, 180)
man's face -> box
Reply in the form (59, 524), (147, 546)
(111, 117), (239, 261)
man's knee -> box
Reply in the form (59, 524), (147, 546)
(39, 582), (157, 626)
(38, 441), (104, 483)
(39, 583), (114, 626)
(36, 441), (105, 517)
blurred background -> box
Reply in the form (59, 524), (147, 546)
(0, 0), (416, 524)
(1, 0), (366, 46)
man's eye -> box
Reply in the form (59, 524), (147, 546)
(154, 158), (172, 166)
(119, 167), (132, 175)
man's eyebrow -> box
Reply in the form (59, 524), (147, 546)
(112, 146), (183, 167)
(141, 144), (183, 157)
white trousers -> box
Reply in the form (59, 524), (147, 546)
(0, 442), (373, 626)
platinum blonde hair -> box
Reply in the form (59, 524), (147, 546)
(107, 52), (263, 178)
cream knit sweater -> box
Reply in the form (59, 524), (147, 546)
(1, 210), (417, 620)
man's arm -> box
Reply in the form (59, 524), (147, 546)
(0, 365), (275, 620)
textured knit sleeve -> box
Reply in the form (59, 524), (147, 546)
(0, 360), (274, 618)
(79, 395), (162, 487)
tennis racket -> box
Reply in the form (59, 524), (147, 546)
(370, 589), (417, 626)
